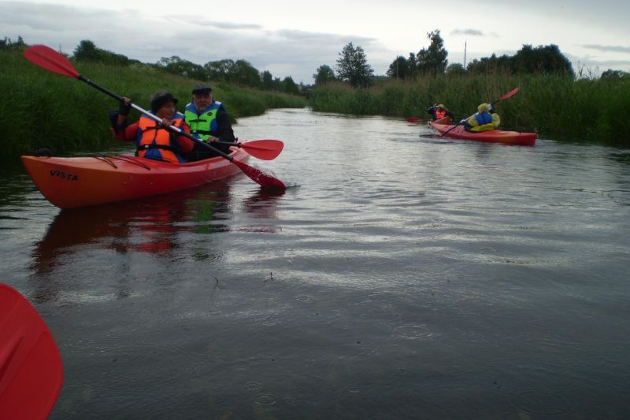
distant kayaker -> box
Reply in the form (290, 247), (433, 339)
(182, 83), (236, 161)
(462, 103), (501, 132)
(427, 103), (455, 123)
(111, 91), (195, 163)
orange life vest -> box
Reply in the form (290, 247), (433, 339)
(136, 113), (186, 163)
(435, 109), (446, 119)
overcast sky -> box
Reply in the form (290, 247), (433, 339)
(2, 0), (630, 83)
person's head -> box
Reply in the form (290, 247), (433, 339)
(150, 91), (178, 118)
(191, 83), (213, 111)
(477, 103), (490, 113)
(437, 103), (445, 110)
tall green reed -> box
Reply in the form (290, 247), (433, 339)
(311, 74), (630, 146)
(0, 50), (307, 159)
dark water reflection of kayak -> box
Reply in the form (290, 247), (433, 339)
(29, 181), (284, 304)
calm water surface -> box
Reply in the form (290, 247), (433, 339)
(1, 108), (629, 419)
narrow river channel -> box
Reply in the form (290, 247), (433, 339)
(1, 108), (629, 419)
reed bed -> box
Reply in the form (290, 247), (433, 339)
(310, 75), (630, 146)
(0, 50), (307, 159)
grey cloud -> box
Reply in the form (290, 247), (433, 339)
(451, 29), (484, 37)
(582, 45), (630, 54)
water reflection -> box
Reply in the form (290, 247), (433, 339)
(29, 181), (284, 302)
(239, 188), (285, 233)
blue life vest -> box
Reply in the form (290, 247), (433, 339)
(474, 112), (493, 126)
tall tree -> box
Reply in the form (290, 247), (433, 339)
(157, 56), (205, 79)
(416, 30), (448, 75)
(387, 56), (412, 79)
(73, 40), (101, 61)
(511, 44), (574, 77)
(261, 70), (275, 90)
(446, 63), (466, 76)
(231, 59), (262, 88)
(313, 65), (337, 85)
(74, 40), (131, 66)
(204, 59), (236, 81)
(336, 42), (374, 88)
(281, 76), (300, 94)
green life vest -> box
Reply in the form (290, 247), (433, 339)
(184, 102), (222, 141)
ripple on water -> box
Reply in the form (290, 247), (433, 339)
(244, 382), (261, 392)
(254, 394), (277, 406)
(392, 324), (436, 340)
(510, 389), (572, 416)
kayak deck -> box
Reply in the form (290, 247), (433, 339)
(22, 148), (249, 209)
(429, 122), (536, 147)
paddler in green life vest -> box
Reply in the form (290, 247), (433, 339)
(182, 83), (236, 161)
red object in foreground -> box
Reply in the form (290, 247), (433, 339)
(0, 283), (63, 420)
(407, 117), (423, 123)
(429, 122), (536, 147)
(22, 148), (254, 209)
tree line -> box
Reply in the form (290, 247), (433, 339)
(1, 37), (301, 95)
(314, 29), (630, 88)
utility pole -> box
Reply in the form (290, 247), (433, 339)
(464, 41), (467, 69)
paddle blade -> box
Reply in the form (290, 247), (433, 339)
(497, 87), (520, 102)
(24, 45), (79, 78)
(233, 160), (286, 190)
(240, 140), (284, 160)
(0, 283), (63, 420)
(407, 117), (423, 123)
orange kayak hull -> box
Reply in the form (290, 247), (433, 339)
(21, 149), (249, 209)
(429, 122), (536, 147)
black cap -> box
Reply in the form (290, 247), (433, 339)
(192, 84), (212, 95)
(150, 91), (178, 113)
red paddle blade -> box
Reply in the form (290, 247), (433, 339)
(407, 117), (423, 123)
(497, 87), (520, 102)
(0, 283), (63, 420)
(240, 140), (284, 160)
(233, 160), (286, 189)
(24, 45), (79, 78)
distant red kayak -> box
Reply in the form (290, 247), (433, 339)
(429, 122), (536, 147)
(22, 148), (249, 209)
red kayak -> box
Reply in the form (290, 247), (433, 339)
(22, 148), (249, 209)
(429, 122), (536, 147)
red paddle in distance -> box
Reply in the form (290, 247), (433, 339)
(23, 45), (286, 190)
(0, 283), (63, 420)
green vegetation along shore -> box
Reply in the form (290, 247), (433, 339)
(0, 49), (307, 160)
(310, 75), (630, 146)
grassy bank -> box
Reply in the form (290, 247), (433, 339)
(0, 50), (307, 159)
(310, 75), (630, 146)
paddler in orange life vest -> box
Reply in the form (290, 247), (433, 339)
(112, 91), (195, 163)
(427, 103), (455, 124)
(182, 83), (236, 162)
(462, 102), (501, 132)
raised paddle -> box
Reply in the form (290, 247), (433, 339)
(0, 283), (63, 420)
(211, 139), (284, 160)
(439, 87), (520, 138)
(23, 45), (286, 190)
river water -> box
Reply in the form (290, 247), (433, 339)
(1, 108), (629, 419)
